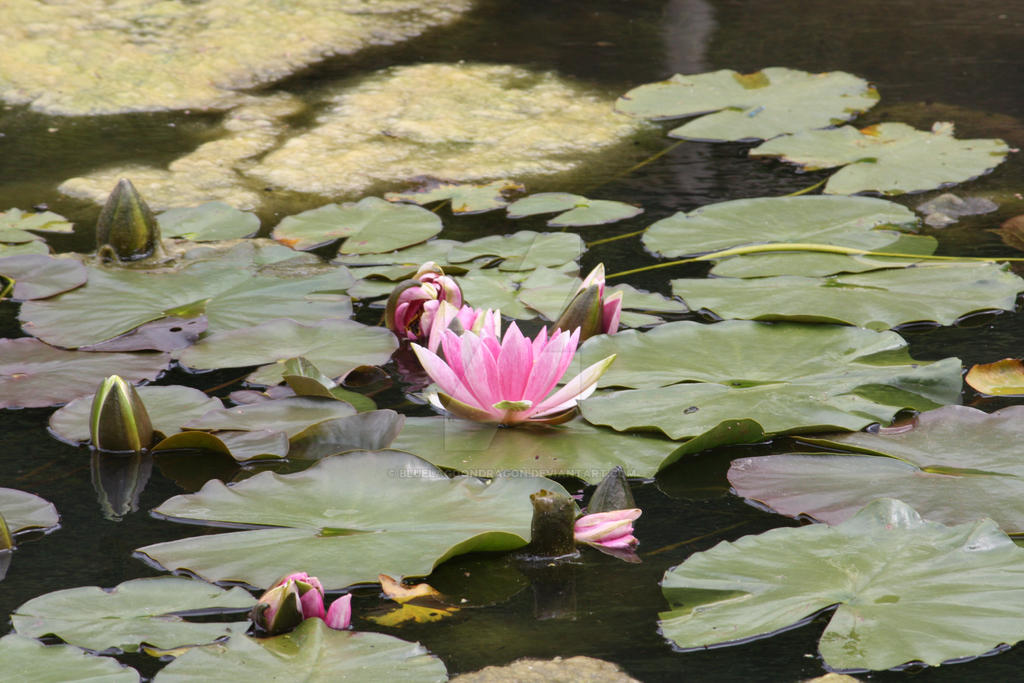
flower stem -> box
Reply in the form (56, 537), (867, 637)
(585, 228), (648, 247)
(606, 242), (1024, 280)
(780, 177), (828, 197)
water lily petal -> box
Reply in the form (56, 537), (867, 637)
(531, 353), (616, 417)
(325, 594), (352, 630)
(410, 342), (480, 408)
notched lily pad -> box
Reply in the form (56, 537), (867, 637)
(671, 262), (1024, 330)
(751, 122), (1012, 195)
(0, 254), (87, 300)
(137, 450), (571, 588)
(272, 198), (442, 253)
(0, 488), (60, 535)
(158, 202), (260, 241)
(729, 405), (1024, 533)
(506, 193), (642, 227)
(660, 498), (1024, 671)
(578, 321), (961, 440)
(386, 179), (525, 214)
(616, 67), (877, 142)
(0, 338), (168, 409)
(11, 577), (255, 653)
(0, 634), (139, 682)
(153, 619), (447, 682)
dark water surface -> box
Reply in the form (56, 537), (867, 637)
(2, 1), (1023, 681)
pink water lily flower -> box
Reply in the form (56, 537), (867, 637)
(252, 572), (351, 635)
(385, 262), (463, 343)
(551, 264), (623, 341)
(574, 508), (641, 549)
(411, 322), (616, 425)
(425, 300), (501, 353)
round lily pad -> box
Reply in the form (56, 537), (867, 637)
(175, 318), (398, 386)
(447, 231), (584, 272)
(49, 385), (223, 445)
(506, 193), (642, 227)
(272, 198), (442, 253)
(183, 396), (357, 437)
(0, 634), (139, 682)
(386, 180), (524, 214)
(0, 338), (169, 409)
(577, 321), (961, 439)
(671, 261), (1024, 330)
(616, 67), (878, 142)
(0, 209), (74, 242)
(643, 195), (920, 258)
(660, 498), (1024, 671)
(11, 577), (255, 653)
(0, 255), (87, 300)
(0, 488), (59, 534)
(137, 450), (571, 589)
(751, 122), (1011, 195)
(157, 202), (260, 241)
(729, 405), (1024, 533)
(153, 619), (446, 682)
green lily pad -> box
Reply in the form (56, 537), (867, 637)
(578, 321), (961, 439)
(0, 634), (139, 682)
(0, 209), (74, 242)
(0, 488), (59, 534)
(506, 193), (643, 227)
(452, 269), (537, 320)
(448, 231), (584, 272)
(152, 429), (289, 462)
(12, 577), (255, 653)
(672, 261), (1024, 330)
(19, 263), (353, 348)
(334, 240), (463, 282)
(616, 68), (878, 142)
(386, 179), (525, 214)
(49, 385), (223, 445)
(643, 195), (922, 258)
(282, 357), (377, 412)
(659, 498), (1024, 671)
(707, 248), (932, 279)
(158, 202), (260, 241)
(390, 417), (681, 482)
(78, 317), (208, 353)
(153, 619), (446, 682)
(175, 318), (398, 386)
(0, 338), (169, 409)
(729, 405), (1024, 533)
(0, 241), (49, 257)
(272, 198), (442, 253)
(184, 396), (357, 437)
(137, 450), (570, 588)
(0, 255), (87, 300)
(288, 410), (405, 461)
(751, 122), (1011, 195)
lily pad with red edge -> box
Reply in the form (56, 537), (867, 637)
(659, 498), (1024, 671)
(0, 338), (168, 409)
(137, 450), (572, 589)
(0, 254), (87, 300)
(965, 358), (1024, 395)
(152, 619), (447, 682)
(728, 405), (1024, 533)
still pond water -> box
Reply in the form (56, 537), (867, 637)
(2, 1), (1023, 680)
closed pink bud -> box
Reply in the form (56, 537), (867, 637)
(325, 594), (352, 630)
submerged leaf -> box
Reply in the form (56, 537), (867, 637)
(660, 498), (1024, 670)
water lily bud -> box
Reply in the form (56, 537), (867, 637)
(95, 179), (163, 262)
(385, 262), (463, 343)
(89, 375), (154, 454)
(574, 508), (641, 549)
(551, 264), (622, 341)
(276, 572), (326, 620)
(251, 582), (305, 635)
(586, 466), (636, 514)
(325, 594), (352, 630)
(526, 489), (578, 559)
(0, 512), (12, 552)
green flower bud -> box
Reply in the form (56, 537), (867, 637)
(89, 375), (154, 453)
(95, 179), (163, 262)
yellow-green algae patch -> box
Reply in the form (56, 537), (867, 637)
(60, 64), (649, 210)
(59, 94), (303, 210)
(0, 0), (472, 115)
(247, 63), (649, 197)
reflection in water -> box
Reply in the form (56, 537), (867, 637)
(91, 451), (153, 522)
